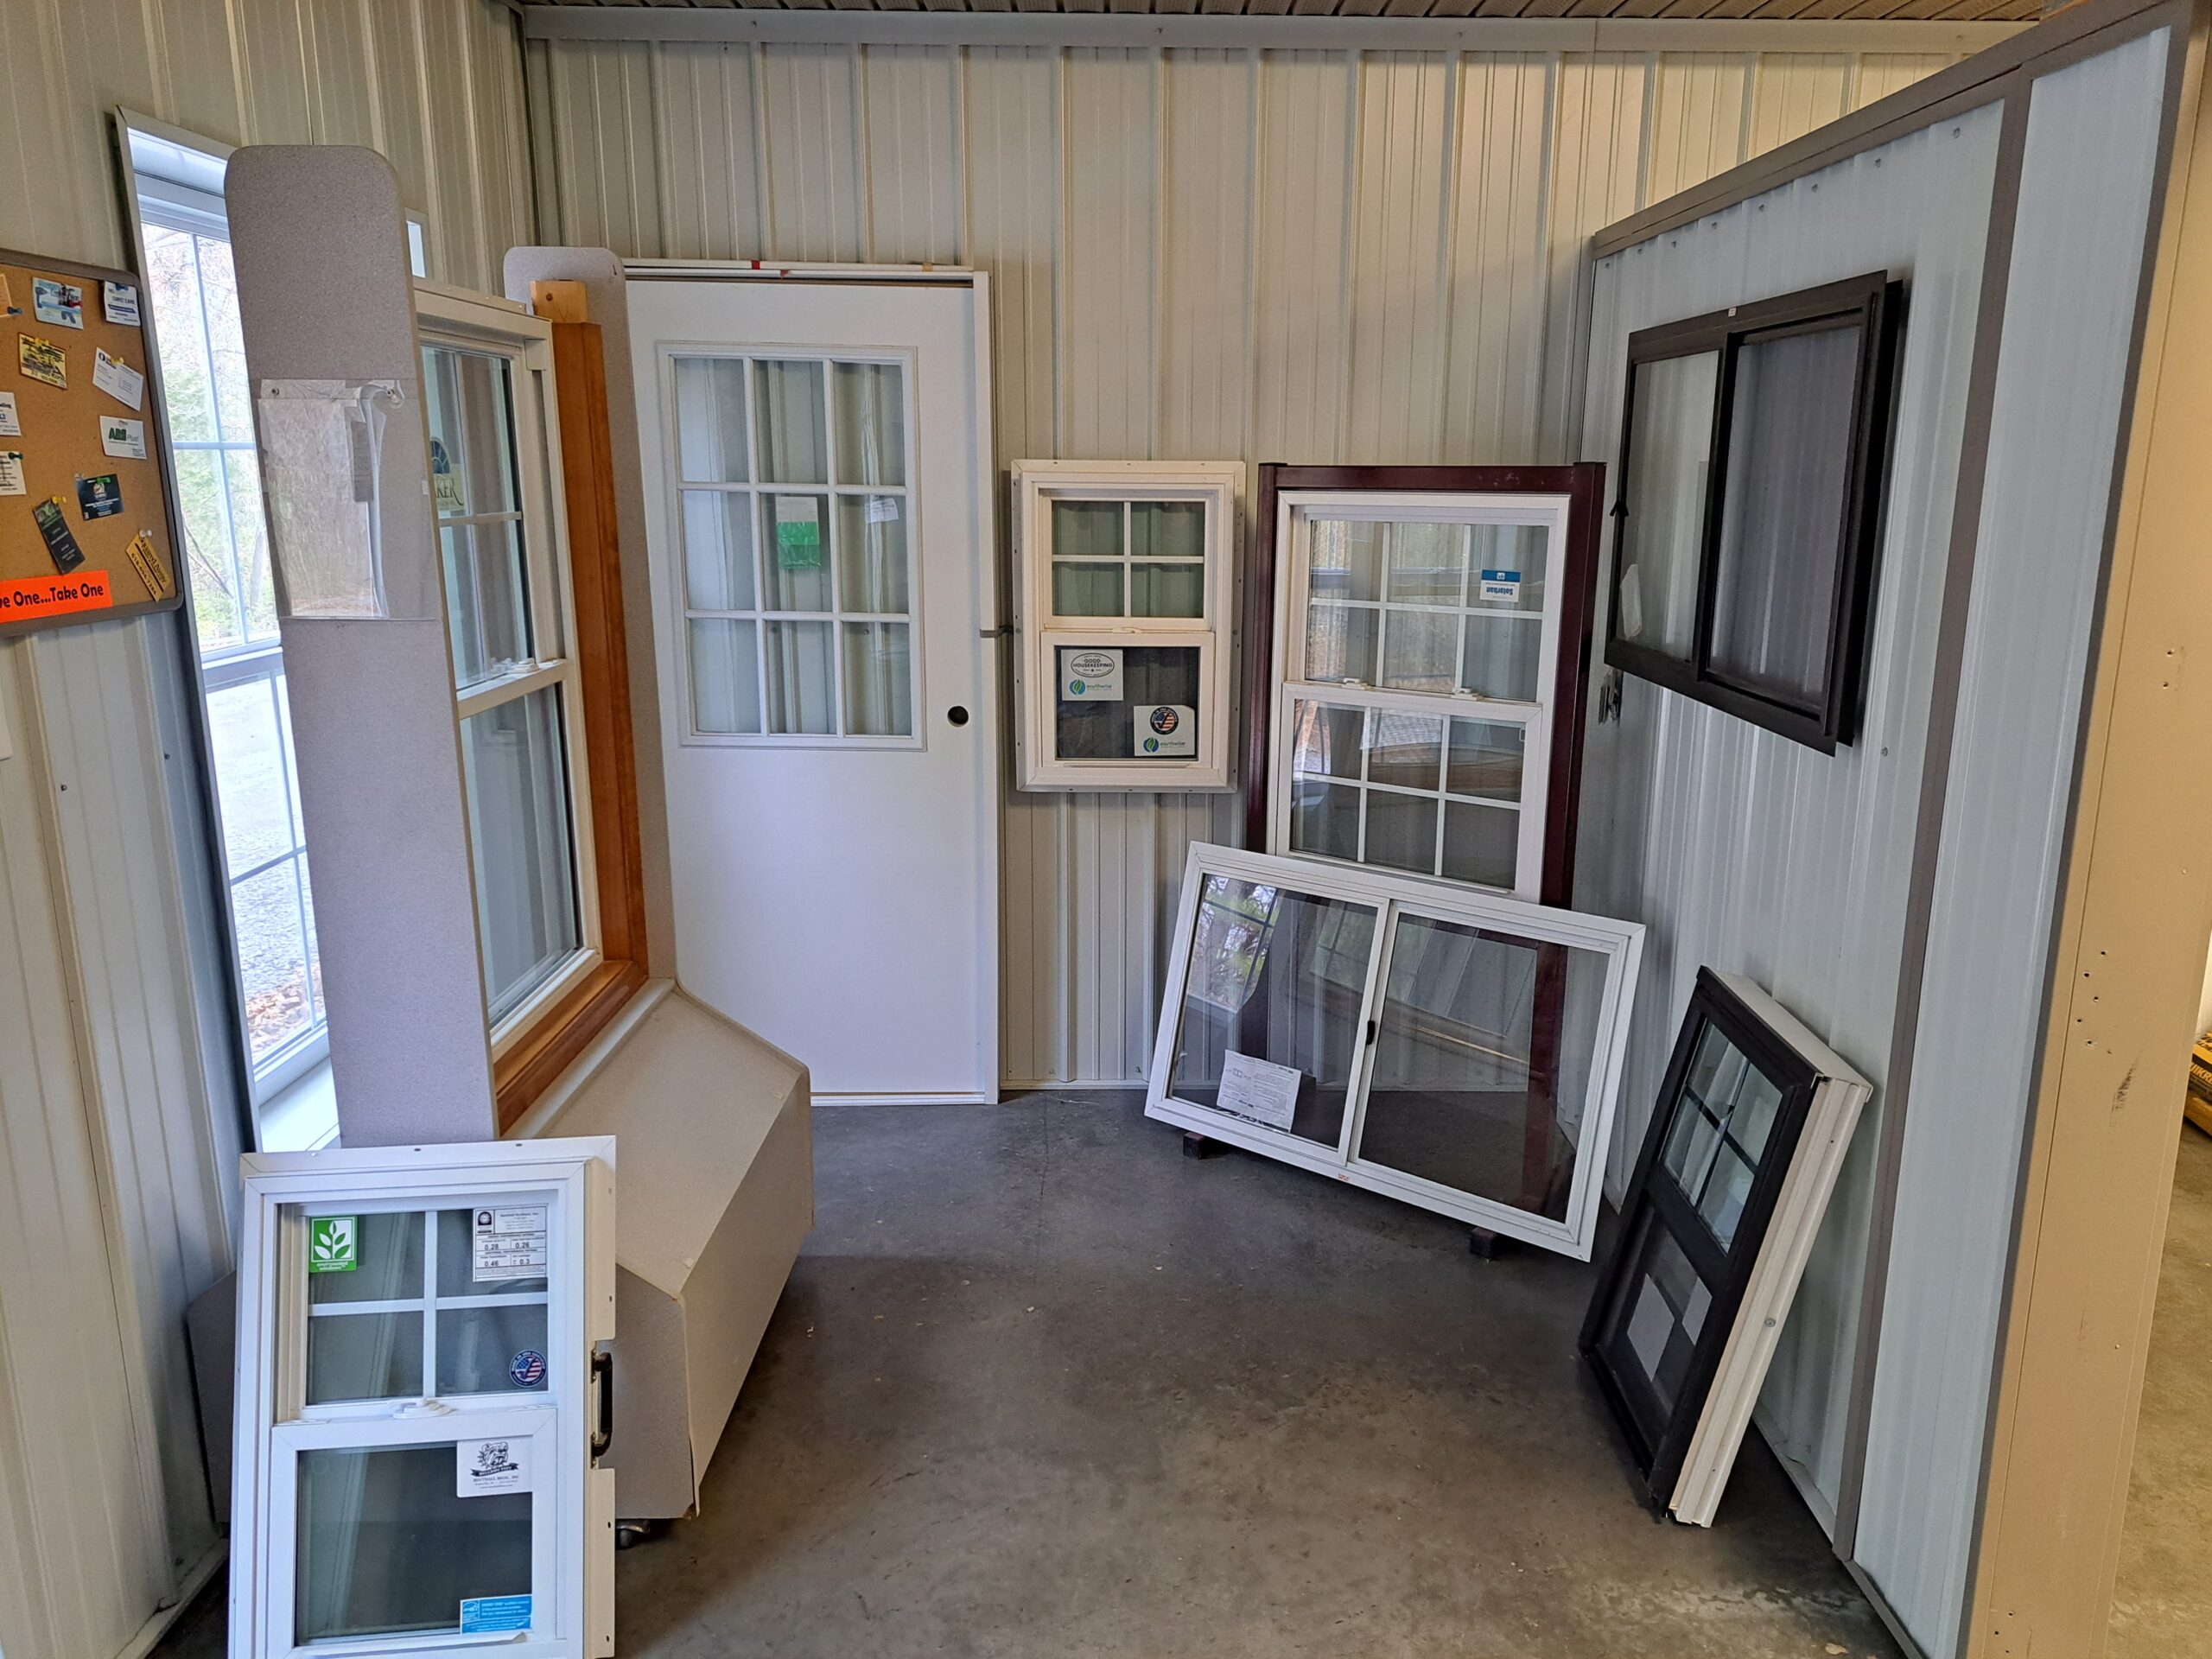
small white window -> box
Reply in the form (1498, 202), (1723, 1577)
(1013, 461), (1240, 791)
(659, 351), (919, 744)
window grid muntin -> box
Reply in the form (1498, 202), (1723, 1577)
(1045, 494), (1210, 623)
(674, 351), (918, 741)
(425, 342), (537, 690)
(1302, 518), (1544, 700)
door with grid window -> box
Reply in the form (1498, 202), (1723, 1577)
(626, 273), (995, 1101)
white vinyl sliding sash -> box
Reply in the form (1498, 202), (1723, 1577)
(1145, 843), (1644, 1258)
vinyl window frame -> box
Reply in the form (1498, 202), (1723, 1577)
(1012, 460), (1240, 792)
(1604, 271), (1904, 753)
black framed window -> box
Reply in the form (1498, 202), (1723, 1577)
(1606, 272), (1902, 753)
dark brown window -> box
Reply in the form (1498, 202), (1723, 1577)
(1606, 272), (1902, 753)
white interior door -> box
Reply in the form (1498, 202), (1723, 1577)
(626, 272), (997, 1103)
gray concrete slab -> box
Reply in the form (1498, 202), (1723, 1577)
(158, 1091), (1897, 1659)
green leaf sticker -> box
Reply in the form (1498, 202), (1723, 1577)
(309, 1215), (359, 1274)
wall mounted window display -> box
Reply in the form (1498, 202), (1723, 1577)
(1580, 968), (1872, 1523)
(1011, 460), (1241, 791)
(1145, 842), (1644, 1259)
(1606, 273), (1903, 752)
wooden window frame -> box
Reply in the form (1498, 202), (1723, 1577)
(1605, 272), (1904, 754)
(488, 297), (650, 1132)
(1242, 463), (1605, 908)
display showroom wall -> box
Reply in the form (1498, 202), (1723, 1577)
(0, 6), (529, 1659)
(522, 26), (1998, 1088)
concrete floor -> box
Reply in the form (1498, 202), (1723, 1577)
(2109, 1120), (2212, 1657)
(160, 1092), (1896, 1659)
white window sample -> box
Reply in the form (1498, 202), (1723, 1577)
(1269, 493), (1573, 899)
(659, 351), (920, 744)
(230, 1138), (616, 1659)
(415, 286), (603, 1045)
(1146, 843), (1643, 1258)
(1013, 461), (1240, 791)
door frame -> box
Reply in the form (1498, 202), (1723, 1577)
(620, 264), (1001, 1103)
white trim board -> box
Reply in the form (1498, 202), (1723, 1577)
(522, 7), (2025, 54)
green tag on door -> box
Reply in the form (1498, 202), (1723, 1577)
(308, 1216), (359, 1273)
(774, 496), (823, 570)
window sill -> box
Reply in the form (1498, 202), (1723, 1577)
(257, 1058), (339, 1153)
(493, 957), (651, 1134)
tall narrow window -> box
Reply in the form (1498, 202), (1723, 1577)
(133, 128), (330, 1135)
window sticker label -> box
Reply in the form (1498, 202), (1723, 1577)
(429, 436), (467, 514)
(508, 1349), (548, 1389)
(101, 282), (139, 327)
(1478, 569), (1521, 602)
(1061, 646), (1122, 702)
(31, 278), (82, 330)
(774, 495), (823, 569)
(473, 1205), (550, 1281)
(865, 494), (900, 524)
(457, 1437), (531, 1498)
(308, 1216), (359, 1274)
(458, 1596), (533, 1634)
(1135, 702), (1195, 758)
(1217, 1050), (1301, 1131)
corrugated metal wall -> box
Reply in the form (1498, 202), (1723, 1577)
(1851, 30), (2174, 1658)
(1576, 106), (2005, 1531)
(525, 34), (1962, 1084)
(0, 5), (533, 1658)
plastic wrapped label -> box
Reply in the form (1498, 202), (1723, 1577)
(256, 378), (404, 619)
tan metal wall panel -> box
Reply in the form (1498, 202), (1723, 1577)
(527, 36), (1958, 1085)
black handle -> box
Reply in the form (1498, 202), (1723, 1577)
(946, 705), (970, 728)
(590, 1349), (613, 1459)
(1365, 1019), (1378, 1046)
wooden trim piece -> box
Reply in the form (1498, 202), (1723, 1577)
(493, 316), (652, 1133)
(1242, 462), (1605, 907)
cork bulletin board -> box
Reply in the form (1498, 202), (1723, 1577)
(0, 247), (181, 637)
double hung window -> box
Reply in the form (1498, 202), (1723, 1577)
(1607, 272), (1902, 752)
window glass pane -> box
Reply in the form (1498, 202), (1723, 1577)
(1052, 562), (1124, 618)
(1379, 609), (1458, 693)
(440, 522), (531, 690)
(1446, 719), (1524, 800)
(1307, 519), (1382, 603)
(673, 356), (748, 483)
(1051, 499), (1122, 562)
(1662, 1099), (1724, 1199)
(682, 491), (756, 613)
(764, 620), (835, 735)
(461, 689), (580, 1022)
(1357, 916), (1611, 1221)
(436, 1209), (550, 1298)
(421, 346), (518, 519)
(1461, 614), (1541, 702)
(1707, 325), (1862, 707)
(1470, 523), (1548, 615)
(1606, 1210), (1712, 1413)
(437, 1305), (550, 1395)
(833, 361), (905, 486)
(761, 494), (830, 611)
(1053, 645), (1200, 761)
(1384, 522), (1467, 604)
(1129, 500), (1204, 561)
(754, 359), (828, 484)
(1699, 1144), (1756, 1248)
(295, 1445), (531, 1643)
(1305, 604), (1376, 684)
(1365, 712), (1443, 790)
(1618, 350), (1719, 658)
(836, 496), (909, 613)
(842, 621), (913, 737)
(1361, 791), (1437, 875)
(143, 224), (218, 442)
(208, 678), (296, 878)
(1290, 779), (1361, 862)
(690, 618), (761, 734)
(1128, 563), (1204, 619)
(1441, 802), (1518, 890)
(309, 1212), (425, 1305)
(194, 235), (252, 443)
(174, 448), (241, 650)
(225, 449), (278, 643)
(232, 861), (314, 1064)
(1289, 700), (1364, 783)
(1669, 1021), (1788, 1249)
(1167, 875), (1376, 1147)
(305, 1311), (424, 1405)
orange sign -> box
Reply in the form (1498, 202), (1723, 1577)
(0, 569), (113, 620)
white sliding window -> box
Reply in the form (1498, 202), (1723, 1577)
(1269, 494), (1573, 900)
(415, 286), (601, 1042)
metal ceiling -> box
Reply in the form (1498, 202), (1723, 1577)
(525, 0), (2039, 23)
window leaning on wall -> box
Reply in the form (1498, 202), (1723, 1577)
(1605, 271), (1903, 753)
(133, 132), (332, 1123)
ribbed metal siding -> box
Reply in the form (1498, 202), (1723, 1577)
(0, 5), (535, 1656)
(527, 36), (1960, 1084)
(1576, 107), (2005, 1528)
(1851, 30), (2174, 1658)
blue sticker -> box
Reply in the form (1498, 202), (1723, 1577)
(509, 1349), (547, 1389)
(1478, 568), (1522, 601)
(459, 1596), (532, 1634)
